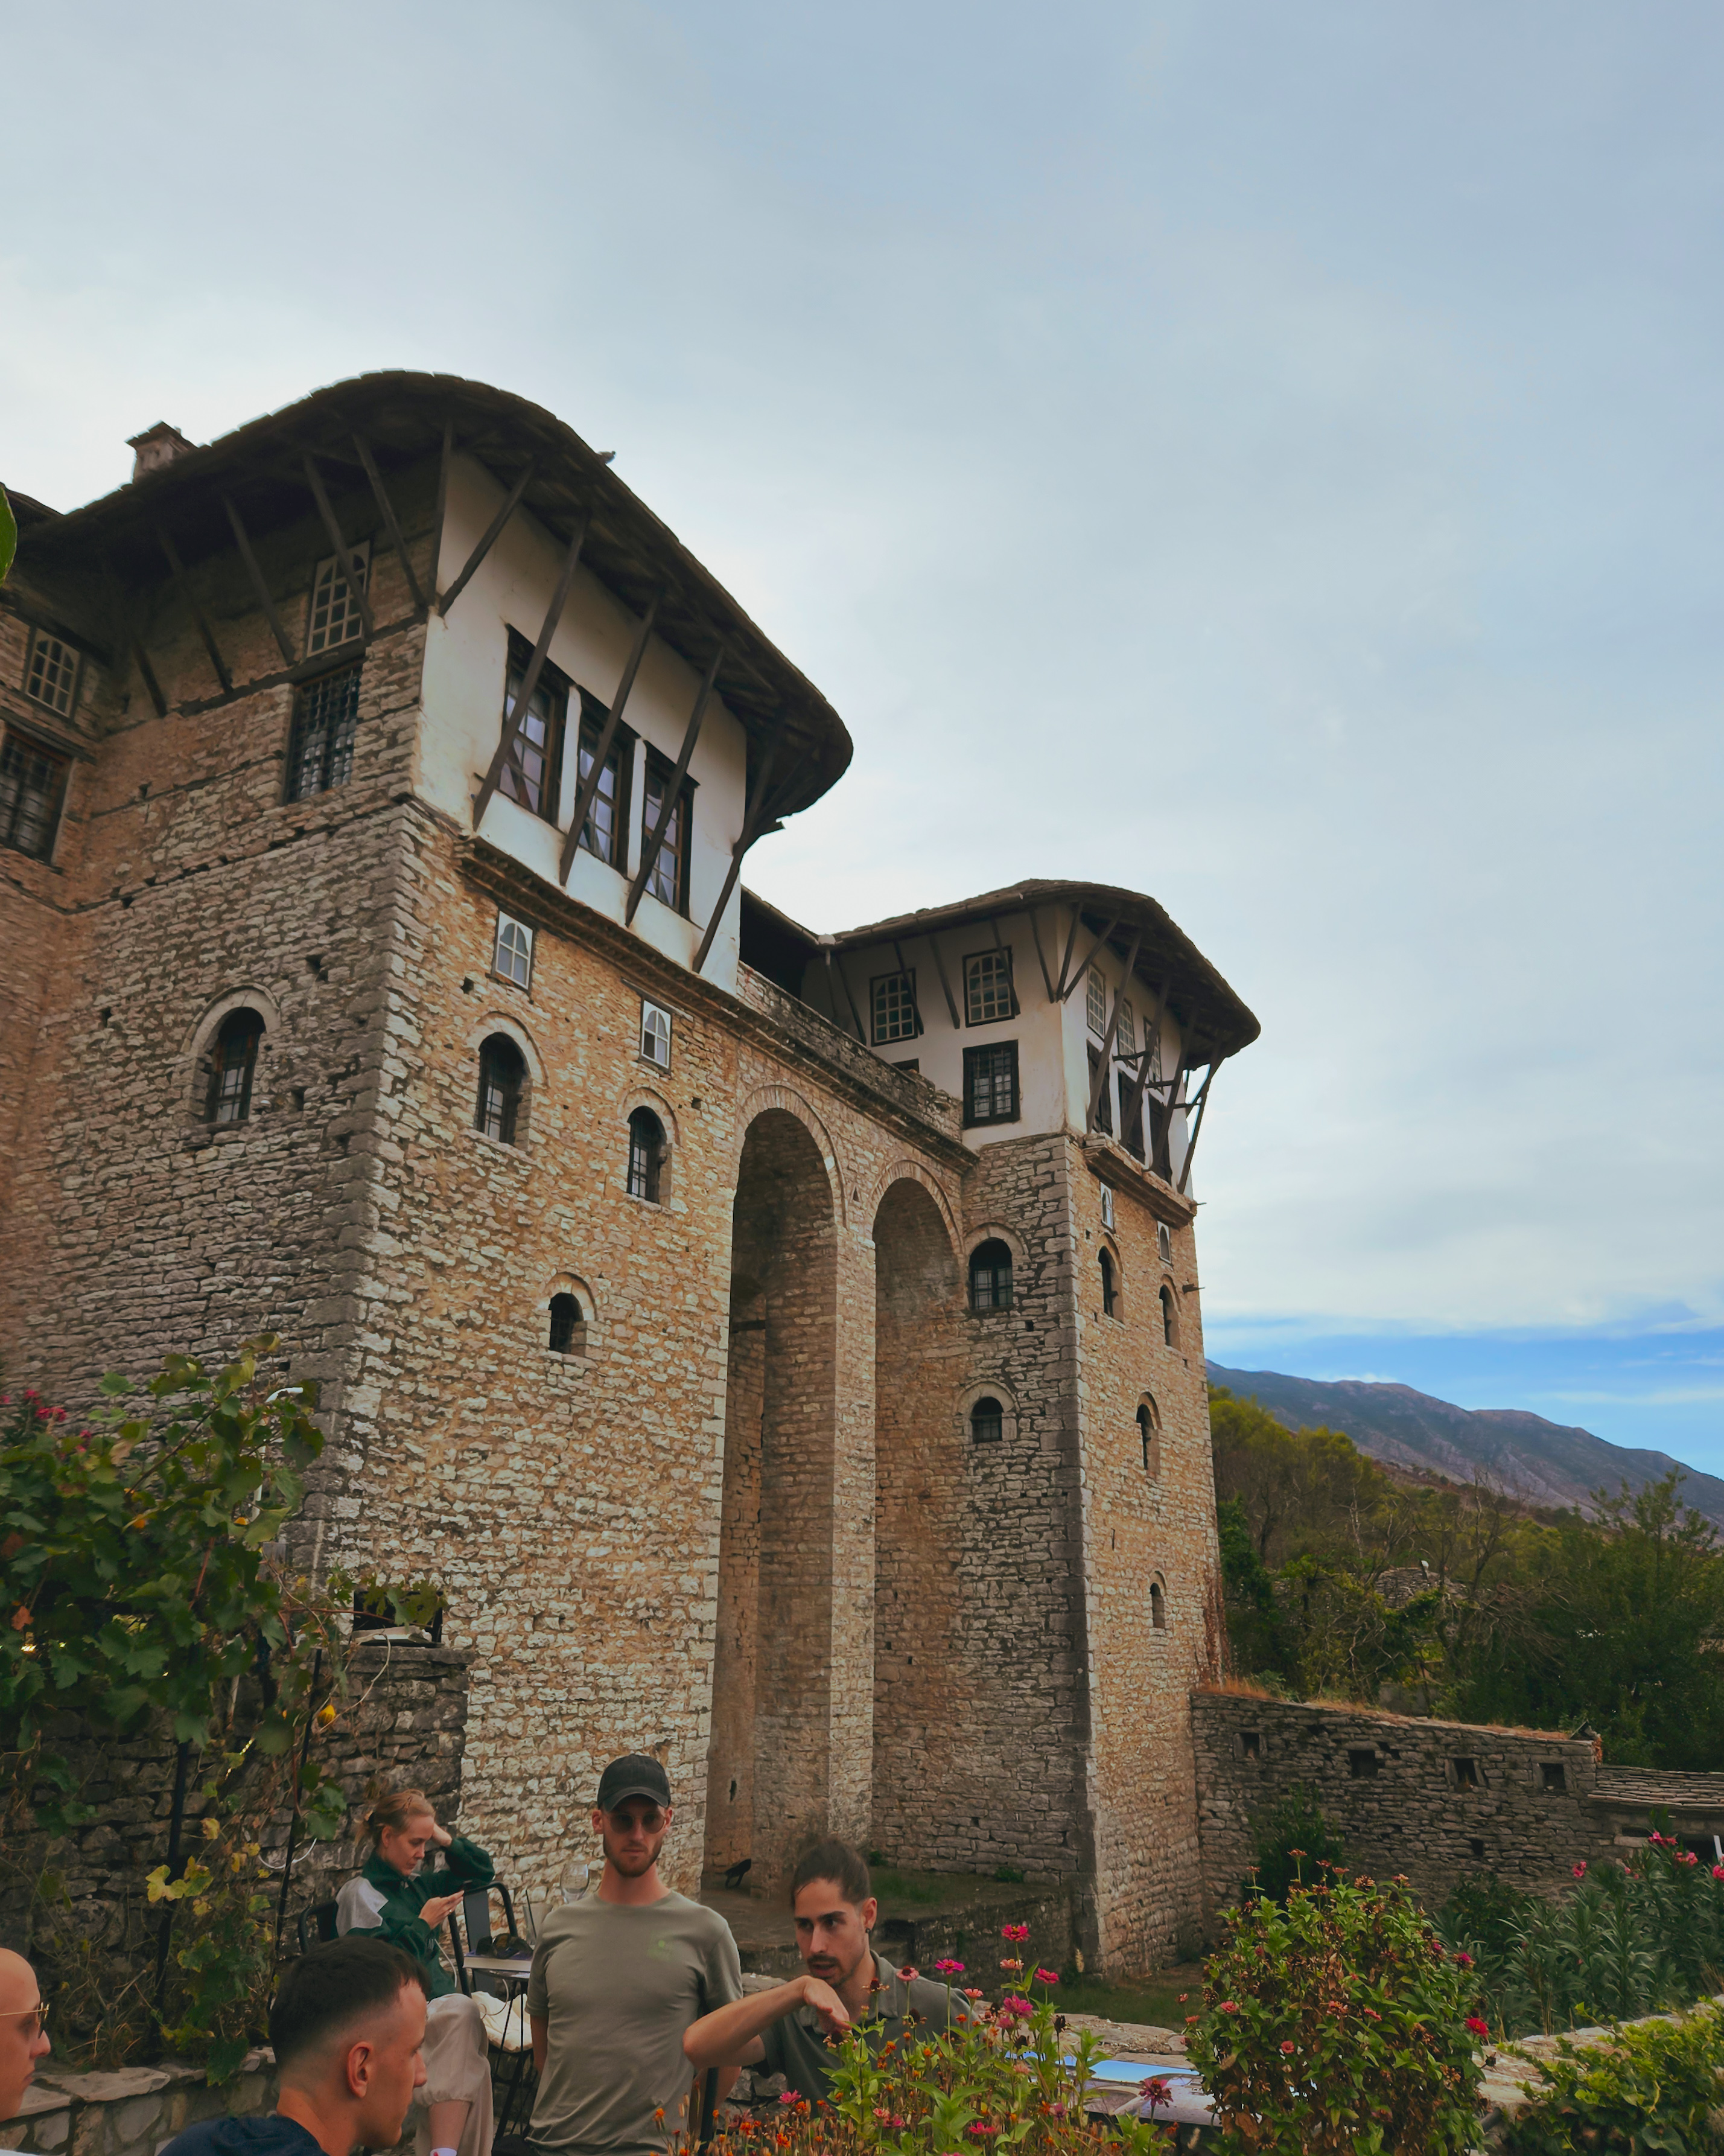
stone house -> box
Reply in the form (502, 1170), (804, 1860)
(0, 372), (1258, 1972)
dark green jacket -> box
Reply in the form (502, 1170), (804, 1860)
(340, 1835), (496, 1998)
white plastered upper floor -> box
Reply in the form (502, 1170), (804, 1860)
(416, 453), (751, 990)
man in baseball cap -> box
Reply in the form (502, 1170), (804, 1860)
(524, 1756), (742, 2156)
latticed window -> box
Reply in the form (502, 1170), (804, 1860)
(968, 1240), (1013, 1312)
(25, 632), (78, 716)
(627, 1107), (665, 1201)
(305, 543), (371, 656)
(871, 970), (918, 1045)
(1117, 998), (1136, 1055)
(475, 1035), (526, 1146)
(640, 1001), (672, 1070)
(970, 1397), (1004, 1446)
(1086, 967), (1107, 1037)
(0, 737), (68, 860)
(642, 756), (690, 911)
(498, 641), (566, 820)
(286, 666), (361, 801)
(576, 716), (628, 866)
(207, 1010), (264, 1125)
(964, 948), (1014, 1026)
(963, 1041), (1018, 1127)
(494, 914), (533, 989)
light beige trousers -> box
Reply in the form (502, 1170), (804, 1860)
(413, 1991), (494, 2156)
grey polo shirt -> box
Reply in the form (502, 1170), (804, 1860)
(760, 1952), (969, 2103)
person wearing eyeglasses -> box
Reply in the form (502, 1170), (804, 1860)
(0, 1950), (51, 2122)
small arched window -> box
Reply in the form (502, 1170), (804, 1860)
(1099, 1248), (1118, 1319)
(548, 1292), (583, 1353)
(627, 1107), (665, 1202)
(1157, 1222), (1172, 1265)
(969, 1396), (1004, 1446)
(1137, 1400), (1161, 1478)
(476, 1033), (526, 1146)
(1150, 1581), (1167, 1630)
(968, 1240), (1013, 1313)
(1160, 1282), (1178, 1348)
(208, 1010), (264, 1124)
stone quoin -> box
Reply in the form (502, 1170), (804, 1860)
(0, 373), (1259, 1972)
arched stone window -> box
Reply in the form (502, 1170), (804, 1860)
(475, 1033), (526, 1145)
(1150, 1580), (1167, 1629)
(1099, 1247), (1119, 1319)
(1160, 1281), (1178, 1348)
(967, 1239), (1013, 1313)
(1138, 1398), (1161, 1478)
(207, 1009), (264, 1124)
(628, 1106), (666, 1202)
(969, 1395), (1004, 1446)
(548, 1292), (584, 1353)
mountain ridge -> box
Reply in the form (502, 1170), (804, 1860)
(1204, 1360), (1724, 1529)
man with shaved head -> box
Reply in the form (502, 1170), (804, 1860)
(162, 1938), (429, 2156)
(0, 1948), (52, 2122)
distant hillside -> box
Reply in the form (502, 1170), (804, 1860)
(1205, 1361), (1724, 1529)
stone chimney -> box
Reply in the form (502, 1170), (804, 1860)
(126, 422), (198, 482)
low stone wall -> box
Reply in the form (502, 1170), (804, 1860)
(1, 2052), (278, 2156)
(1191, 1690), (1617, 1919)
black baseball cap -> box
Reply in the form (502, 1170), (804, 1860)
(596, 1753), (672, 1811)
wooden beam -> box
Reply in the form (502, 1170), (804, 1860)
(824, 946), (866, 1041)
(626, 638), (724, 925)
(1084, 927), (1143, 1131)
(891, 939), (925, 1036)
(131, 639), (167, 718)
(221, 496), (295, 667)
(988, 913), (1022, 1017)
(1026, 907), (1058, 1001)
(693, 715), (786, 974)
(1176, 1053), (1223, 1194)
(925, 930), (961, 1029)
(1121, 975), (1171, 1153)
(559, 588), (662, 883)
(1054, 904), (1084, 999)
(155, 528), (232, 694)
(472, 514), (590, 831)
(430, 421), (453, 607)
(1063, 911), (1122, 1003)
(353, 434), (427, 615)
(301, 454), (375, 645)
(437, 460), (536, 617)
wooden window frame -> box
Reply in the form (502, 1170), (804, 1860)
(1099, 1247), (1119, 1319)
(24, 629), (81, 719)
(967, 1240), (1014, 1313)
(962, 1040), (1019, 1127)
(626, 1106), (665, 1202)
(962, 946), (1017, 1027)
(0, 729), (71, 862)
(285, 663), (363, 802)
(969, 1397), (1004, 1446)
(1086, 967), (1107, 1038)
(871, 968), (919, 1046)
(475, 1035), (526, 1146)
(574, 692), (635, 869)
(497, 629), (571, 826)
(207, 1009), (264, 1126)
(640, 999), (673, 1071)
(640, 747), (695, 916)
(305, 540), (372, 657)
(492, 913), (534, 992)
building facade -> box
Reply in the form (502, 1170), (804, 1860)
(0, 373), (1258, 1970)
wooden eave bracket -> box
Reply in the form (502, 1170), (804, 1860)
(1080, 1136), (1197, 1229)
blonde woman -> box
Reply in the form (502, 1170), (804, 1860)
(336, 1788), (496, 2156)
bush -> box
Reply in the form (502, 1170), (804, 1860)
(1244, 1785), (1345, 1906)
(1503, 1998), (1724, 2154)
(1187, 1864), (1483, 2155)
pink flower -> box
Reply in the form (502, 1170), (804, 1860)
(778, 2093), (799, 2106)
(962, 1988), (985, 2000)
(1466, 2017), (1489, 2040)
(1136, 2079), (1169, 2107)
(1034, 1968), (1059, 1985)
(1711, 1866), (1724, 1882)
(874, 2110), (892, 2122)
(897, 1965), (919, 1981)
(1278, 2041), (1295, 2055)
(1650, 1830), (1664, 1845)
(1218, 2001), (1239, 2015)
(1684, 1851), (1700, 1866)
(999, 1995), (1032, 2021)
(1573, 1863), (1586, 1879)
(1452, 1951), (1475, 1968)
(933, 1959), (965, 1976)
(1002, 1923), (1029, 1942)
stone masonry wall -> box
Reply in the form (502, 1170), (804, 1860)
(1191, 1690), (1618, 1920)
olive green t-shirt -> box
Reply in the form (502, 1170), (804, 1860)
(760, 1952), (969, 2103)
(526, 1892), (743, 2156)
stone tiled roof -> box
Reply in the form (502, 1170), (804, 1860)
(1592, 1765), (1724, 1811)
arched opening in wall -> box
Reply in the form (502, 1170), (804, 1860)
(969, 1397), (1004, 1444)
(1137, 1398), (1161, 1478)
(1150, 1579), (1167, 1630)
(705, 1108), (837, 1898)
(627, 1107), (666, 1202)
(873, 1176), (964, 1874)
(547, 1292), (584, 1354)
(207, 1009), (264, 1124)
(1160, 1282), (1178, 1348)
(475, 1033), (526, 1145)
(1099, 1247), (1119, 1319)
(967, 1239), (1013, 1313)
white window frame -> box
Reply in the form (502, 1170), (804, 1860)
(25, 630), (80, 718)
(1100, 1185), (1115, 1232)
(640, 999), (672, 1070)
(964, 948), (1015, 1027)
(306, 540), (372, 656)
(494, 913), (534, 990)
(1086, 968), (1107, 1038)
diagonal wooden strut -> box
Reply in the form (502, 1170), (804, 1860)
(693, 716), (787, 975)
(1063, 911), (1123, 1003)
(301, 454), (375, 645)
(438, 461), (536, 617)
(353, 434), (427, 615)
(221, 496), (295, 667)
(1121, 975), (1171, 1156)
(891, 939), (925, 1036)
(824, 946), (867, 1040)
(1084, 927), (1143, 1131)
(155, 528), (232, 693)
(1054, 905), (1084, 999)
(1026, 908), (1058, 1002)
(472, 514), (590, 831)
(626, 639), (725, 925)
(1176, 1052), (1223, 1194)
(926, 931), (961, 1027)
(559, 589), (663, 884)
(430, 422), (453, 605)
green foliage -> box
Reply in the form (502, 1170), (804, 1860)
(148, 1817), (276, 2083)
(1438, 1837), (1724, 2040)
(1188, 1864), (1484, 2155)
(1245, 1785), (1346, 1907)
(1217, 1496), (1288, 1678)
(1502, 1998), (1724, 2155)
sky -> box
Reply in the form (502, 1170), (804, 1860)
(4, 4), (1722, 1469)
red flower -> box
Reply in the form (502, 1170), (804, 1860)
(1218, 2001), (1239, 2015)
(1002, 1923), (1029, 1942)
(962, 1988), (985, 2000)
(898, 1966), (919, 1981)
(1452, 1951), (1475, 1968)
(934, 1959), (965, 1976)
(1712, 1866), (1724, 1882)
(1572, 1863), (1586, 1879)
(999, 1996), (1032, 2020)
(1465, 2017), (1489, 2040)
(1034, 1968), (1059, 1985)
(1279, 2041), (1295, 2055)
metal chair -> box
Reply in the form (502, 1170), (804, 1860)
(446, 1884), (535, 2137)
(296, 1898), (339, 1957)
